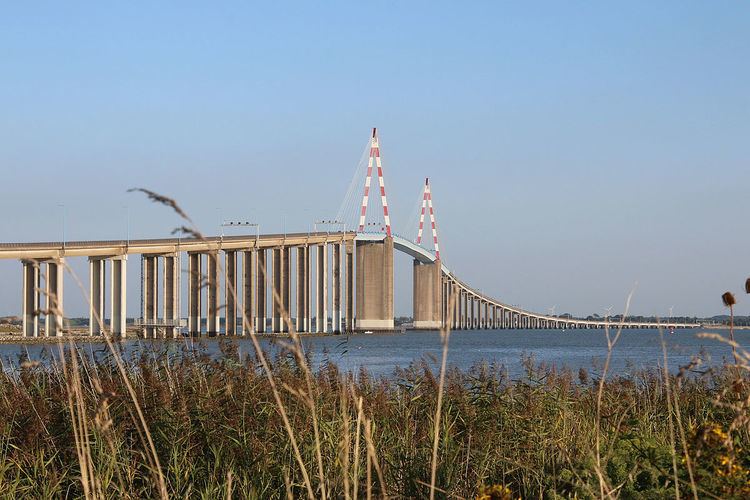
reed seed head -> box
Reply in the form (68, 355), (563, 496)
(722, 292), (736, 307)
(745, 277), (750, 294)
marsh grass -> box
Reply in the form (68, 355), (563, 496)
(4, 188), (750, 499)
(1, 343), (749, 498)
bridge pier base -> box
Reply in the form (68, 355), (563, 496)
(413, 259), (441, 329)
(90, 257), (107, 336)
(355, 237), (394, 331)
(243, 250), (255, 334)
(188, 252), (202, 336)
(110, 256), (127, 337)
(45, 259), (64, 337)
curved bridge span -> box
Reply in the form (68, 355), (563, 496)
(1, 230), (699, 338)
(359, 232), (700, 331)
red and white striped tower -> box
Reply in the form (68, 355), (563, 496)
(415, 177), (440, 260)
(357, 128), (392, 237)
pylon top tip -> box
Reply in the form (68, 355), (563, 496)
(372, 127), (377, 138)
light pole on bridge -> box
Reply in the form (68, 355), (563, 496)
(57, 203), (66, 249)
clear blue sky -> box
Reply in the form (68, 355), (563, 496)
(1, 1), (748, 318)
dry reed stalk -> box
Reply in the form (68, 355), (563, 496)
(659, 329), (680, 500)
(429, 286), (458, 500)
(132, 187), (317, 498)
(363, 417), (386, 498)
(352, 394), (364, 500)
(594, 287), (634, 498)
(62, 261), (169, 499)
(340, 384), (352, 500)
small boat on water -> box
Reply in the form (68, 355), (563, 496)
(363, 330), (373, 335)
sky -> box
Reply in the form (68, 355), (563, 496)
(0, 1), (748, 319)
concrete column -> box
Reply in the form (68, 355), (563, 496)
(296, 246), (307, 332)
(225, 251), (237, 335)
(332, 243), (342, 333)
(163, 254), (179, 338)
(469, 296), (475, 329)
(45, 259), (64, 337)
(316, 244), (328, 333)
(413, 259), (441, 329)
(110, 256), (127, 337)
(256, 249), (267, 333)
(242, 250), (255, 334)
(90, 257), (106, 336)
(22, 260), (40, 337)
(345, 242), (354, 332)
(451, 283), (461, 330)
(188, 252), (202, 336)
(458, 290), (468, 330)
(272, 247), (282, 333)
(282, 247), (290, 333)
(355, 237), (394, 331)
(206, 252), (220, 336)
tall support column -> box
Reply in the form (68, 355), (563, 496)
(90, 257), (106, 336)
(332, 243), (342, 333)
(462, 293), (467, 329)
(413, 259), (442, 329)
(206, 252), (220, 336)
(188, 252), (202, 336)
(282, 247), (290, 333)
(452, 283), (459, 330)
(296, 246), (307, 332)
(224, 251), (237, 335)
(355, 237), (394, 331)
(256, 249), (267, 333)
(470, 295), (476, 329)
(45, 259), (64, 337)
(272, 248), (282, 332)
(143, 255), (158, 338)
(163, 254), (179, 338)
(110, 256), (127, 337)
(242, 250), (255, 334)
(316, 244), (328, 333)
(345, 242), (354, 332)
(22, 260), (40, 337)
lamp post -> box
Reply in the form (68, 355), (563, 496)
(124, 205), (130, 246)
(221, 221), (259, 242)
(57, 203), (66, 249)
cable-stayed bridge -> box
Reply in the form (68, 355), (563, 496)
(0, 129), (700, 337)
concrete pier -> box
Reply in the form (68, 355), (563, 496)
(110, 256), (127, 337)
(256, 249), (267, 333)
(355, 237), (394, 330)
(345, 242), (354, 332)
(242, 250), (255, 334)
(90, 257), (106, 335)
(316, 244), (328, 332)
(45, 259), (64, 337)
(162, 254), (178, 337)
(22, 260), (40, 337)
(206, 253), (220, 336)
(296, 246), (308, 332)
(225, 251), (237, 335)
(413, 259), (441, 329)
(188, 252), (202, 336)
(332, 243), (342, 333)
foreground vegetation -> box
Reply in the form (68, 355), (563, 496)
(0, 338), (748, 499)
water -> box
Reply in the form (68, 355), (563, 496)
(1, 327), (744, 379)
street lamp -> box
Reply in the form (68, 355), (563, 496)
(221, 221), (259, 242)
(57, 203), (66, 249)
(124, 205), (130, 245)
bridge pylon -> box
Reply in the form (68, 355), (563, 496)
(357, 128), (392, 237)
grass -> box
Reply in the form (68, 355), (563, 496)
(0, 341), (748, 499)
(5, 188), (749, 499)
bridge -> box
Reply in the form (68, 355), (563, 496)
(2, 129), (700, 337)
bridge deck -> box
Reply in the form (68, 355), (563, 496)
(0, 231), (355, 260)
